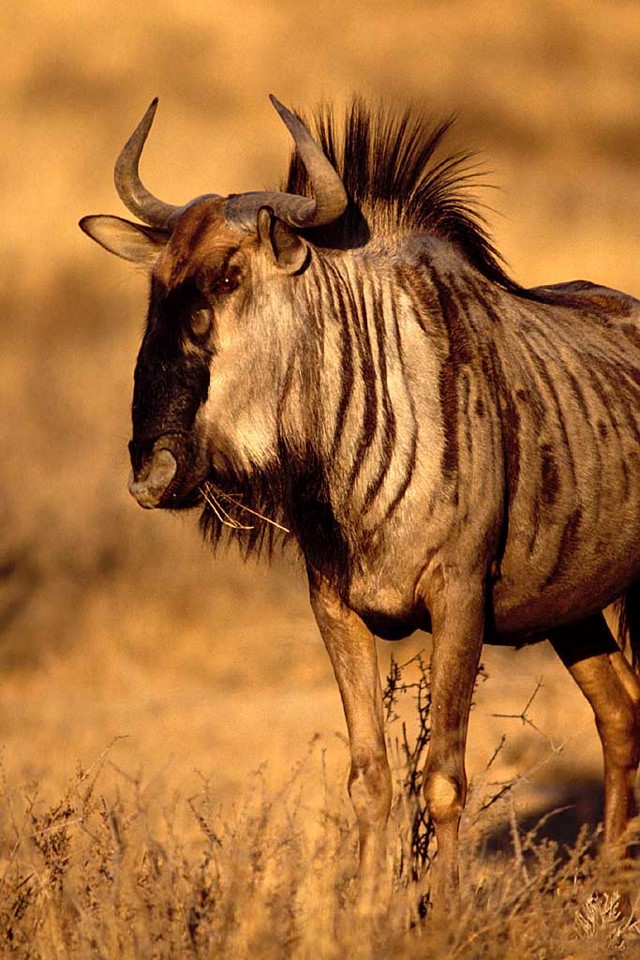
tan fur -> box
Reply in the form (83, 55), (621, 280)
(155, 199), (254, 289)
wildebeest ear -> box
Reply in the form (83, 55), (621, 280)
(79, 215), (170, 265)
(257, 207), (309, 274)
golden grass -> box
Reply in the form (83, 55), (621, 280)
(1, 662), (638, 958)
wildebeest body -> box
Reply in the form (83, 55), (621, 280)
(80, 97), (640, 910)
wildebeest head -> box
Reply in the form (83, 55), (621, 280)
(80, 98), (347, 509)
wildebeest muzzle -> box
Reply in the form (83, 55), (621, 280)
(128, 433), (200, 509)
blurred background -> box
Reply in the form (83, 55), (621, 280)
(2, 0), (639, 834)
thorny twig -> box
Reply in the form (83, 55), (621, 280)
(491, 677), (546, 736)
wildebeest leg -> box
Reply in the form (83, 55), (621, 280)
(421, 575), (486, 904)
(308, 573), (392, 908)
(550, 613), (640, 855)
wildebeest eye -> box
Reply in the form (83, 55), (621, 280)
(190, 308), (212, 336)
(211, 266), (241, 296)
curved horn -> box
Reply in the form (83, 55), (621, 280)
(224, 97), (348, 230)
(114, 98), (184, 229)
(269, 96), (348, 226)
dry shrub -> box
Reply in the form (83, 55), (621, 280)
(1, 662), (638, 960)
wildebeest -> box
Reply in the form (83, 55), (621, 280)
(80, 96), (640, 907)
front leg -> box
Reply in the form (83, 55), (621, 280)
(308, 572), (392, 908)
(420, 567), (485, 905)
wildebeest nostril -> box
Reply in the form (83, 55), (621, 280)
(128, 447), (178, 508)
(128, 437), (150, 475)
(128, 436), (166, 476)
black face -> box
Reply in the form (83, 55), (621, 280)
(128, 276), (213, 508)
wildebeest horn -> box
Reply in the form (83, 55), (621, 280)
(268, 96), (348, 227)
(115, 97), (347, 233)
(223, 96), (348, 230)
(114, 98), (186, 229)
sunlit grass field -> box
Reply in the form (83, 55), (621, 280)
(2, 0), (640, 955)
(2, 657), (639, 957)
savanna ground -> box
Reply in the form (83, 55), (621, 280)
(2, 1), (640, 956)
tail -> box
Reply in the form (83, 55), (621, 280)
(617, 581), (640, 673)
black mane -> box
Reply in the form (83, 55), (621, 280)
(283, 98), (526, 296)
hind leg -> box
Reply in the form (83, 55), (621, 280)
(550, 612), (640, 854)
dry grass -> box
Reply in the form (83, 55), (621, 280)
(2, 1), (640, 956)
(1, 661), (638, 958)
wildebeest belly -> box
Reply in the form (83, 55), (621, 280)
(488, 293), (640, 641)
(491, 488), (640, 642)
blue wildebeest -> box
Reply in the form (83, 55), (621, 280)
(80, 97), (640, 906)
